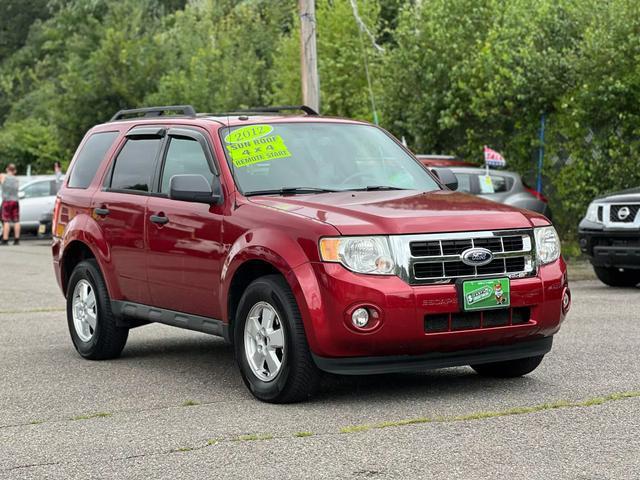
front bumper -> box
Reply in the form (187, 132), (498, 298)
(289, 259), (568, 360)
(313, 336), (552, 375)
(579, 228), (640, 270)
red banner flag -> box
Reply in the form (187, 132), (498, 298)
(483, 146), (506, 167)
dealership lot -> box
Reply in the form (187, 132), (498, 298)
(1, 241), (638, 479)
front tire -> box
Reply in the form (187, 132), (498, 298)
(471, 355), (544, 378)
(234, 275), (320, 403)
(67, 259), (128, 360)
(593, 266), (640, 287)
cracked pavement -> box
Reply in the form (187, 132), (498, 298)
(1, 241), (639, 479)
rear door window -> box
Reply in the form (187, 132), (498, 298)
(479, 175), (512, 193)
(109, 137), (163, 192)
(68, 131), (119, 188)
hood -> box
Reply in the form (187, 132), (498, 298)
(596, 186), (640, 203)
(249, 190), (542, 235)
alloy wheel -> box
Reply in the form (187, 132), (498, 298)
(243, 301), (286, 382)
(72, 279), (97, 342)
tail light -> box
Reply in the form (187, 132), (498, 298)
(525, 186), (548, 204)
(52, 197), (62, 237)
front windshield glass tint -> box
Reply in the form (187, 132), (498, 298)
(220, 122), (441, 194)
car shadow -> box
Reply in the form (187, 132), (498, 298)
(116, 331), (541, 404)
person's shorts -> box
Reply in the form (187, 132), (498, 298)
(1, 201), (19, 223)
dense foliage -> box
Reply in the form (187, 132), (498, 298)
(1, 0), (639, 238)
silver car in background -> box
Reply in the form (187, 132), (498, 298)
(0, 175), (62, 234)
(444, 167), (552, 220)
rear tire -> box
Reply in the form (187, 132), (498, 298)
(593, 266), (640, 287)
(67, 259), (128, 360)
(234, 274), (320, 403)
(471, 355), (544, 378)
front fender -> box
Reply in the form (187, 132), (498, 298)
(220, 228), (324, 346)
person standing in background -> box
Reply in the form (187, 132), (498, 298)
(0, 164), (21, 245)
(54, 161), (63, 183)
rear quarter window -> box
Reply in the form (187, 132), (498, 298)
(487, 175), (514, 193)
(68, 131), (119, 189)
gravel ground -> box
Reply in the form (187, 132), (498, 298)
(0, 240), (638, 479)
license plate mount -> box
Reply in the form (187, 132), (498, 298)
(460, 277), (510, 312)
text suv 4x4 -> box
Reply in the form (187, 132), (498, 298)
(52, 105), (571, 403)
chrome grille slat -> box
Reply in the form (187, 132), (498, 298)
(391, 230), (535, 285)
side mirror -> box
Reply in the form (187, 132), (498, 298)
(431, 168), (458, 191)
(169, 174), (222, 204)
(18, 190), (26, 199)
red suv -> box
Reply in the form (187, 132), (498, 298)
(52, 105), (570, 403)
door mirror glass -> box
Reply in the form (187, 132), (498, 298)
(169, 174), (221, 204)
(431, 168), (458, 191)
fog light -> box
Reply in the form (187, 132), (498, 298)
(352, 308), (370, 328)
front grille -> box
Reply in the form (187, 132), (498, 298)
(501, 236), (524, 251)
(610, 204), (639, 223)
(591, 235), (640, 248)
(401, 230), (535, 284)
(410, 241), (441, 257)
(441, 240), (473, 255)
(414, 263), (444, 278)
(424, 307), (532, 333)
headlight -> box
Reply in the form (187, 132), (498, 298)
(534, 226), (561, 265)
(585, 202), (603, 223)
(319, 236), (395, 275)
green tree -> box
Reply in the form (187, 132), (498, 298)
(147, 0), (293, 111)
(553, 0), (640, 237)
(0, 118), (67, 172)
(0, 0), (52, 63)
(271, 0), (382, 121)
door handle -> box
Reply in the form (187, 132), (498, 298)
(150, 214), (169, 225)
(94, 207), (110, 216)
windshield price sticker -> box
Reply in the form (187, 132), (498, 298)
(225, 124), (274, 144)
(479, 175), (495, 194)
(226, 134), (291, 168)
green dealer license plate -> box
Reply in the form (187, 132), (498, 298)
(461, 278), (510, 311)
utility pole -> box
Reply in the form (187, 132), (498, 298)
(299, 0), (319, 113)
(537, 113), (546, 194)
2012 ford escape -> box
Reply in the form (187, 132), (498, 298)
(52, 105), (571, 403)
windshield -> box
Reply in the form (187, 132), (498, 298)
(220, 122), (441, 195)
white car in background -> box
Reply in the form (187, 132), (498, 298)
(0, 175), (63, 235)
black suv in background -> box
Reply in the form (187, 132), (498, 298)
(579, 187), (640, 287)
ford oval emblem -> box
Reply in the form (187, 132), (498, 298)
(461, 247), (494, 267)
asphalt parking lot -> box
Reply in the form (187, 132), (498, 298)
(0, 240), (638, 479)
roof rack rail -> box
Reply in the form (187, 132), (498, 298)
(207, 105), (319, 117)
(110, 105), (197, 122)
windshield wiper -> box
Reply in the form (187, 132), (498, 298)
(350, 185), (409, 191)
(244, 187), (340, 197)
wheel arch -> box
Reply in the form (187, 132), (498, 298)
(225, 259), (282, 344)
(59, 214), (114, 297)
(60, 240), (99, 296)
(221, 228), (317, 345)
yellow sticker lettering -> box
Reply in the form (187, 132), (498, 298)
(226, 134), (292, 168)
(224, 125), (274, 144)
